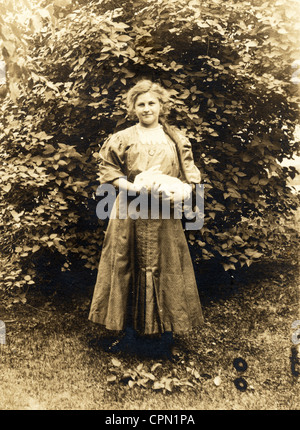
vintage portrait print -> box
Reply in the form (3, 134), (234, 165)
(0, 0), (299, 416)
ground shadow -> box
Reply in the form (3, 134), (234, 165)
(30, 254), (296, 319)
(87, 330), (180, 360)
(193, 257), (295, 306)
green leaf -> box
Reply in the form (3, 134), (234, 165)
(3, 183), (12, 192)
(242, 154), (253, 162)
(151, 363), (162, 372)
(111, 358), (122, 367)
(153, 381), (164, 390)
(107, 375), (117, 383)
(118, 35), (132, 42)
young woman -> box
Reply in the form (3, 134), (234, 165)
(88, 80), (203, 355)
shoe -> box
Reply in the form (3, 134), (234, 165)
(160, 331), (173, 346)
(108, 328), (137, 353)
(107, 339), (123, 353)
(170, 345), (182, 358)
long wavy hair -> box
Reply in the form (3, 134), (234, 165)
(126, 79), (171, 121)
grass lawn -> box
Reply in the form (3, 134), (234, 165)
(0, 257), (299, 410)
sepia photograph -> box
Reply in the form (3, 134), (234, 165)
(0, 0), (299, 417)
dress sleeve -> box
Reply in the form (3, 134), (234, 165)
(172, 128), (201, 184)
(98, 132), (127, 184)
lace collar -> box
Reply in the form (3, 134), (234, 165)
(136, 123), (168, 145)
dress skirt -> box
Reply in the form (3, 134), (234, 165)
(88, 195), (204, 335)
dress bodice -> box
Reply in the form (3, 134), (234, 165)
(125, 124), (180, 182)
(98, 123), (200, 185)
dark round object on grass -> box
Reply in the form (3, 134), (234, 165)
(234, 377), (248, 392)
(233, 357), (248, 372)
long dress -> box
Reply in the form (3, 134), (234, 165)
(88, 123), (204, 335)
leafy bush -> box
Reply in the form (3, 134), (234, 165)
(0, 0), (299, 300)
(107, 358), (197, 393)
